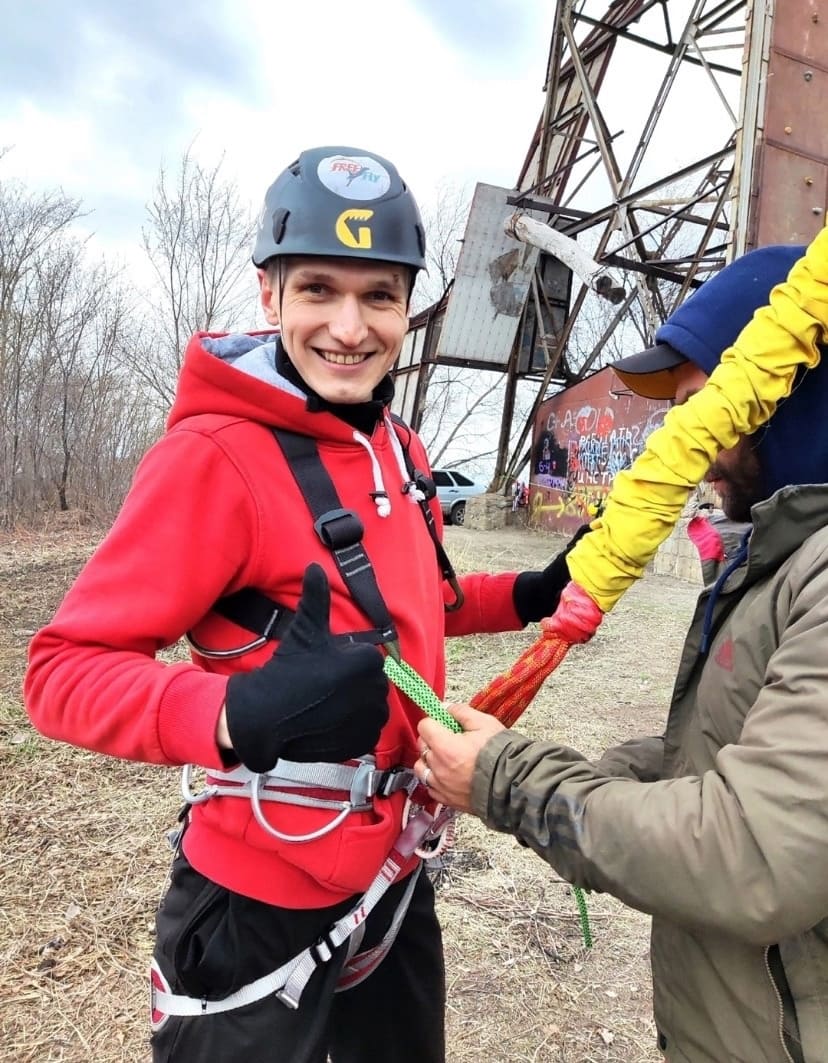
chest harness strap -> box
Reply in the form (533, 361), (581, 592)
(276, 426), (402, 648)
(183, 427), (458, 837)
(187, 422), (462, 663)
(388, 415), (464, 611)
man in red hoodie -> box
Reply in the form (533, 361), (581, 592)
(24, 146), (575, 1063)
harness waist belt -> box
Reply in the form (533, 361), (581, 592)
(180, 756), (418, 844)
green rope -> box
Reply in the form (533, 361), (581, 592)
(384, 656), (462, 733)
(383, 653), (593, 948)
(573, 883), (593, 948)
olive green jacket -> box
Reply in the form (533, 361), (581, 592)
(472, 485), (828, 1063)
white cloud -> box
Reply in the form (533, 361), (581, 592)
(0, 101), (96, 188)
(0, 0), (552, 272)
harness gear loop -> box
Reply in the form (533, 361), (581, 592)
(185, 629), (270, 660)
(249, 773), (354, 843)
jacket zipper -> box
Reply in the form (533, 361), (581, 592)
(764, 946), (795, 1063)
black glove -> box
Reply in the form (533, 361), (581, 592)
(225, 563), (390, 772)
(512, 523), (592, 625)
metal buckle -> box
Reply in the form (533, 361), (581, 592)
(376, 767), (415, 797)
(349, 760), (378, 808)
(275, 986), (301, 1010)
(180, 764), (218, 805)
(311, 934), (334, 964)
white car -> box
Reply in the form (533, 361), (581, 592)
(431, 469), (486, 526)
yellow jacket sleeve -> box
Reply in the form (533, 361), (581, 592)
(567, 227), (828, 612)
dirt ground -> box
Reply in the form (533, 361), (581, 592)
(0, 523), (700, 1062)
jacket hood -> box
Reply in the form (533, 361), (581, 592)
(167, 330), (387, 442)
(658, 245), (828, 499)
(747, 482), (828, 576)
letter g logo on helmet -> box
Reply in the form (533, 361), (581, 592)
(335, 209), (374, 250)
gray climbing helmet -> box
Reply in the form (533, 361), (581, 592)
(252, 146), (427, 271)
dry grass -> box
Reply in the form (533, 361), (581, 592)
(0, 524), (699, 1062)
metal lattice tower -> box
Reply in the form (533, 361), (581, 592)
(492, 0), (827, 486)
(394, 1), (827, 489)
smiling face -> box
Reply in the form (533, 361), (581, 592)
(259, 256), (410, 404)
(669, 360), (763, 521)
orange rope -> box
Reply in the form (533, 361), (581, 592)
(471, 583), (604, 726)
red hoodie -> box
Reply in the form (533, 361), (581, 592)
(24, 331), (524, 907)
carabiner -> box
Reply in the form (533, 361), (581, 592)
(443, 574), (464, 612)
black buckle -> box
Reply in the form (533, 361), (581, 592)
(313, 508), (364, 550)
(414, 470), (436, 500)
(376, 766), (410, 796)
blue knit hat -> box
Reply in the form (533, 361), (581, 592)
(613, 244), (828, 498)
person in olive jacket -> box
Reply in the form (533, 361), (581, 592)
(417, 244), (828, 1063)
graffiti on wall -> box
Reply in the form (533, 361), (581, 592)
(530, 368), (667, 531)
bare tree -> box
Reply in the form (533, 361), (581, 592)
(418, 366), (535, 486)
(34, 246), (152, 513)
(419, 367), (503, 470)
(0, 175), (85, 523)
(412, 181), (469, 312)
(0, 164), (163, 525)
(139, 148), (258, 408)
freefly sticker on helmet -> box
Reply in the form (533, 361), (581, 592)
(318, 155), (391, 201)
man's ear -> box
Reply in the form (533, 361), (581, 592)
(257, 268), (280, 327)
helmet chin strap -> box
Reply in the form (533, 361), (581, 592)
(277, 258), (286, 340)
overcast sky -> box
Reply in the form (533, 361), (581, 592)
(0, 0), (553, 267)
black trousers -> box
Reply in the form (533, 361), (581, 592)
(150, 854), (446, 1063)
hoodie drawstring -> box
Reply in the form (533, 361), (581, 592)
(385, 416), (426, 503)
(352, 431), (392, 517)
(352, 419), (427, 517)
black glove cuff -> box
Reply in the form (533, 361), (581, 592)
(224, 673), (284, 774)
(513, 523), (594, 625)
(513, 549), (573, 624)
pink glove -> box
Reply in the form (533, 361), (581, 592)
(687, 514), (725, 563)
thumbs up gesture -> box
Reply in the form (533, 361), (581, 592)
(224, 564), (390, 772)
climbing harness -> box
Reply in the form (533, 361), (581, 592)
(151, 801), (453, 1027)
(160, 418), (466, 1024)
